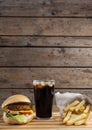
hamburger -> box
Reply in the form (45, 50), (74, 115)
(1, 94), (35, 124)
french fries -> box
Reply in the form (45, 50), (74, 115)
(79, 106), (85, 113)
(64, 100), (80, 112)
(62, 112), (67, 119)
(74, 119), (86, 126)
(84, 105), (90, 114)
(63, 111), (72, 123)
(67, 113), (87, 125)
(62, 99), (91, 126)
(69, 105), (85, 113)
(75, 100), (85, 113)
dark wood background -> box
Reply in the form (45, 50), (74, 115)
(0, 0), (92, 105)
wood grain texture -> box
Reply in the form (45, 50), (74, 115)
(0, 36), (92, 47)
(0, 18), (92, 36)
(0, 68), (92, 88)
(0, 127), (91, 130)
(0, 112), (92, 130)
(0, 0), (92, 17)
(0, 127), (92, 130)
(0, 88), (34, 105)
(1, 48), (92, 66)
(0, 88), (92, 105)
(0, 0), (92, 115)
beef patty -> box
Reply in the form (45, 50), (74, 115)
(7, 102), (32, 111)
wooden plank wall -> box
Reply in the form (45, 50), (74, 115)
(0, 0), (92, 105)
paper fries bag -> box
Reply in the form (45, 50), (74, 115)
(55, 92), (92, 116)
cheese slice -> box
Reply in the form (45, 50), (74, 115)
(5, 108), (33, 114)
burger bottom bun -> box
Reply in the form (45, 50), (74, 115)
(3, 112), (35, 125)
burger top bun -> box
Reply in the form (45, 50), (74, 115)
(2, 94), (31, 109)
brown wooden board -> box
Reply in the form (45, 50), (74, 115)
(0, 113), (92, 130)
(0, 112), (92, 130)
(0, 68), (92, 89)
(0, 48), (92, 66)
(0, 0), (92, 17)
(0, 18), (92, 36)
(0, 36), (92, 47)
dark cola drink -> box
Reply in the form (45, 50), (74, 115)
(33, 80), (55, 119)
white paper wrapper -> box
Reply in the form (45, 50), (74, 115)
(55, 92), (92, 116)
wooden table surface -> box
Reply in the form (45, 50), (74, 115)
(0, 112), (92, 130)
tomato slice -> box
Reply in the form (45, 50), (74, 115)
(20, 110), (33, 115)
(23, 111), (32, 114)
